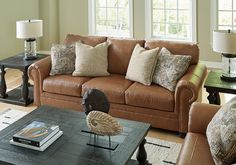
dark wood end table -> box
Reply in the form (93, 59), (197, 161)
(204, 70), (236, 105)
(0, 53), (48, 106)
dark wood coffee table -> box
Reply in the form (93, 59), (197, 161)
(0, 106), (150, 165)
(204, 70), (236, 105)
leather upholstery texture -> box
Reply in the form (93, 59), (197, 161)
(125, 82), (174, 112)
(64, 34), (107, 47)
(176, 103), (220, 165)
(107, 38), (145, 74)
(28, 35), (207, 134)
(82, 74), (133, 104)
(43, 75), (91, 97)
(145, 40), (199, 65)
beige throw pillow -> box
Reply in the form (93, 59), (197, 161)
(206, 96), (236, 165)
(125, 44), (159, 85)
(72, 42), (110, 77)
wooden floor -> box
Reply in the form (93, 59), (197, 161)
(1, 69), (234, 144)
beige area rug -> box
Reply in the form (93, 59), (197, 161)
(0, 108), (27, 131)
(132, 137), (182, 165)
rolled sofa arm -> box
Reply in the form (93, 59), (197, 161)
(28, 56), (51, 106)
(188, 102), (220, 135)
(175, 63), (207, 133)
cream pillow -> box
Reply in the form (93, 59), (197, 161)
(206, 96), (236, 165)
(72, 42), (110, 77)
(125, 44), (159, 85)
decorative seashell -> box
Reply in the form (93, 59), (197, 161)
(82, 89), (110, 115)
(86, 111), (123, 136)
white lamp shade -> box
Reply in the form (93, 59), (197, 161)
(16, 20), (43, 39)
(213, 30), (236, 54)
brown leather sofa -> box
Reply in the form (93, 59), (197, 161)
(176, 102), (220, 165)
(28, 34), (207, 134)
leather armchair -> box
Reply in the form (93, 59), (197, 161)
(176, 102), (221, 165)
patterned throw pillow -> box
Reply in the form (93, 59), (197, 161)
(50, 44), (76, 76)
(206, 97), (236, 165)
(125, 44), (159, 85)
(72, 42), (110, 77)
(152, 47), (192, 91)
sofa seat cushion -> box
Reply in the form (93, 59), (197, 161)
(82, 74), (133, 104)
(125, 82), (174, 112)
(43, 75), (91, 97)
(176, 133), (215, 165)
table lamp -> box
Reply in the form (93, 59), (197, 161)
(16, 20), (43, 60)
(213, 30), (236, 82)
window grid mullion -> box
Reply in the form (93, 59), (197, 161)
(164, 0), (167, 38)
(117, 1), (119, 33)
(177, 0), (179, 39)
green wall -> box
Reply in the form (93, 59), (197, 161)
(0, 0), (220, 62)
(0, 0), (39, 60)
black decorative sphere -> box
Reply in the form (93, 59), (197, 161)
(82, 89), (110, 115)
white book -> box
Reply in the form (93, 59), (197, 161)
(10, 131), (63, 151)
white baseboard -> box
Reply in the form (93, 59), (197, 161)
(200, 60), (222, 69)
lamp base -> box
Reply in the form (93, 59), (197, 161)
(220, 75), (236, 82)
(24, 38), (37, 61)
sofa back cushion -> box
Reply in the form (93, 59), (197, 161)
(64, 34), (107, 47)
(145, 40), (199, 65)
(108, 38), (145, 75)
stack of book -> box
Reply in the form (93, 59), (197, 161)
(10, 121), (63, 151)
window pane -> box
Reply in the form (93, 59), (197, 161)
(96, 0), (106, 7)
(218, 25), (233, 30)
(153, 9), (165, 23)
(166, 24), (178, 38)
(166, 0), (177, 9)
(178, 25), (191, 39)
(178, 0), (191, 10)
(153, 0), (164, 9)
(218, 0), (232, 10)
(166, 10), (177, 23)
(234, 0), (236, 10)
(178, 10), (191, 24)
(107, 0), (118, 7)
(107, 8), (117, 21)
(96, 20), (107, 34)
(96, 8), (106, 20)
(151, 0), (194, 41)
(107, 21), (117, 33)
(119, 8), (129, 29)
(218, 11), (232, 25)
(234, 12), (236, 26)
(119, 0), (129, 7)
(153, 23), (165, 36)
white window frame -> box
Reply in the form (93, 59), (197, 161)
(88, 0), (133, 38)
(145, 0), (197, 42)
(213, 0), (236, 30)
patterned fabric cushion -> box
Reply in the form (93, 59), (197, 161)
(125, 44), (159, 85)
(152, 47), (192, 91)
(50, 44), (75, 76)
(72, 42), (110, 77)
(206, 97), (236, 165)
